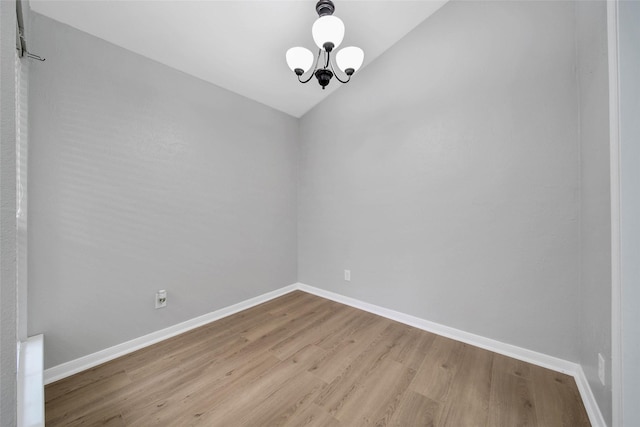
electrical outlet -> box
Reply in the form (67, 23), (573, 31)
(598, 353), (605, 386)
(344, 270), (351, 281)
(155, 290), (167, 309)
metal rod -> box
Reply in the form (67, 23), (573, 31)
(25, 52), (45, 61)
(329, 56), (350, 84)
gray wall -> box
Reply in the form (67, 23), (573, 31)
(576, 1), (612, 424)
(23, 8), (621, 427)
(0, 0), (18, 424)
(27, 14), (298, 369)
(619, 1), (640, 425)
(299, 0), (582, 361)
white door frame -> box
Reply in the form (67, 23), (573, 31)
(607, 0), (622, 425)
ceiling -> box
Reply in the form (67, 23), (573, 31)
(29, 0), (448, 117)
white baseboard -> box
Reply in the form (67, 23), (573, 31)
(43, 281), (606, 427)
(296, 283), (607, 427)
(43, 284), (298, 385)
(574, 365), (608, 427)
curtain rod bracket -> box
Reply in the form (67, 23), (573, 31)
(24, 51), (45, 61)
(15, 2), (45, 62)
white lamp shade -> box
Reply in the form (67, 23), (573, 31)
(286, 47), (314, 72)
(312, 16), (345, 50)
(336, 46), (364, 73)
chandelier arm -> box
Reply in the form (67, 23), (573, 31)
(329, 57), (351, 84)
(296, 49), (323, 84)
(297, 74), (314, 84)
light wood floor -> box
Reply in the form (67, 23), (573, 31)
(45, 291), (590, 426)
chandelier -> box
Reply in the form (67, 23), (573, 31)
(285, 0), (364, 90)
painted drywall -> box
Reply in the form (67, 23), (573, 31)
(619, 1), (640, 425)
(299, 0), (582, 361)
(27, 14), (298, 369)
(0, 0), (18, 423)
(576, 1), (612, 424)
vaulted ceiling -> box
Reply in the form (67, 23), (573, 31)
(30, 0), (448, 117)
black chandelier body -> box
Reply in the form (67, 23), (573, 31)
(296, 46), (352, 90)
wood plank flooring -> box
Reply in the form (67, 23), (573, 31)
(45, 291), (591, 426)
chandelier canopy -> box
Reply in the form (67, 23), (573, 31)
(286, 0), (364, 89)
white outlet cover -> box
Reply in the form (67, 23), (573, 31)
(155, 290), (167, 309)
(344, 270), (351, 281)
